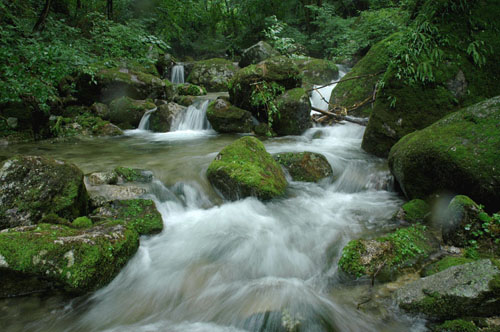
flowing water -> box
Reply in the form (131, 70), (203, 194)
(310, 66), (348, 113)
(171, 64), (185, 84)
(0, 97), (427, 332)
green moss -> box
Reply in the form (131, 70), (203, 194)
(401, 199), (430, 223)
(435, 319), (478, 332)
(0, 222), (139, 294)
(207, 136), (287, 200)
(422, 256), (474, 277)
(338, 240), (366, 278)
(114, 167), (140, 182)
(176, 83), (207, 96)
(72, 216), (92, 229)
(112, 199), (163, 235)
(294, 58), (339, 85)
(274, 152), (333, 182)
(206, 100), (253, 133)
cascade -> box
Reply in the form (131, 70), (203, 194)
(137, 107), (157, 130)
(310, 65), (348, 113)
(170, 100), (211, 131)
(171, 64), (185, 84)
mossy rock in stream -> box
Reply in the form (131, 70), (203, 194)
(176, 83), (207, 96)
(0, 155), (88, 230)
(272, 88), (312, 136)
(206, 99), (253, 133)
(338, 224), (439, 282)
(329, 33), (396, 118)
(0, 222), (139, 297)
(239, 41), (280, 68)
(362, 0), (500, 157)
(108, 97), (156, 129)
(273, 152), (333, 183)
(393, 199), (430, 224)
(388, 97), (500, 212)
(293, 57), (339, 86)
(421, 256), (474, 277)
(49, 113), (123, 138)
(186, 58), (239, 92)
(207, 136), (287, 201)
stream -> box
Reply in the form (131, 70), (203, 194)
(0, 85), (427, 332)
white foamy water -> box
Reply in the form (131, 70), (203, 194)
(171, 64), (185, 84)
(310, 66), (348, 113)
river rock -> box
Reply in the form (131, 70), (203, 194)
(229, 56), (301, 117)
(239, 41), (280, 68)
(294, 57), (339, 86)
(388, 96), (500, 212)
(207, 136), (287, 201)
(0, 155), (88, 230)
(206, 99), (253, 133)
(176, 83), (207, 96)
(108, 97), (156, 129)
(393, 199), (430, 224)
(274, 152), (333, 182)
(338, 225), (438, 282)
(186, 58), (238, 92)
(441, 195), (485, 247)
(0, 222), (139, 297)
(174, 95), (197, 107)
(75, 65), (167, 105)
(395, 259), (500, 319)
(272, 88), (311, 136)
(149, 102), (186, 132)
(90, 199), (163, 235)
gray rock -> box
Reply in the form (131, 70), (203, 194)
(395, 259), (500, 319)
(239, 41), (280, 68)
(186, 58), (238, 92)
(206, 99), (253, 133)
(149, 102), (186, 132)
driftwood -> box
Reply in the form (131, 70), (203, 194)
(311, 106), (368, 126)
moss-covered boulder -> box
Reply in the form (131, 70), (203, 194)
(207, 136), (287, 201)
(0, 156), (88, 230)
(338, 224), (438, 281)
(229, 56), (301, 117)
(0, 222), (139, 297)
(49, 114), (123, 138)
(362, 1), (500, 157)
(113, 167), (153, 183)
(186, 58), (238, 92)
(239, 41), (280, 68)
(206, 99), (253, 133)
(174, 95), (197, 107)
(395, 259), (500, 319)
(76, 66), (167, 105)
(108, 97), (156, 129)
(90, 199), (163, 235)
(176, 83), (207, 96)
(329, 34), (395, 117)
(388, 97), (500, 212)
(421, 256), (474, 277)
(273, 152), (333, 182)
(434, 319), (479, 332)
(394, 199), (430, 224)
(273, 88), (311, 136)
(294, 57), (339, 86)
(149, 102), (186, 132)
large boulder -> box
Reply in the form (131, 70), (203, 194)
(0, 222), (139, 297)
(362, 1), (500, 157)
(294, 57), (339, 86)
(108, 97), (156, 129)
(149, 102), (186, 132)
(75, 66), (167, 105)
(395, 259), (500, 319)
(338, 224), (438, 282)
(388, 97), (500, 211)
(272, 88), (311, 136)
(0, 156), (88, 230)
(206, 99), (253, 133)
(229, 56), (301, 117)
(49, 114), (123, 138)
(176, 83), (207, 96)
(393, 199), (430, 224)
(274, 152), (333, 182)
(239, 41), (280, 68)
(207, 136), (287, 201)
(329, 34), (395, 117)
(186, 58), (239, 92)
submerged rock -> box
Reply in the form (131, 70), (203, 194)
(207, 136), (287, 201)
(274, 152), (333, 182)
(206, 99), (253, 133)
(187, 58), (238, 92)
(0, 222), (139, 297)
(149, 102), (186, 132)
(388, 97), (500, 211)
(239, 41), (280, 68)
(108, 97), (156, 129)
(395, 259), (500, 319)
(0, 155), (88, 230)
(338, 224), (439, 282)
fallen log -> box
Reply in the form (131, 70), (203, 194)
(311, 106), (368, 126)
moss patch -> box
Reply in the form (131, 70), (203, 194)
(422, 256), (474, 277)
(400, 199), (430, 223)
(72, 216), (93, 229)
(274, 152), (333, 182)
(435, 319), (478, 332)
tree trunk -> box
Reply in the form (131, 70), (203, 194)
(33, 0), (52, 32)
(106, 0), (113, 20)
(76, 0), (81, 10)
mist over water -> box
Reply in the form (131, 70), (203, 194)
(1, 115), (425, 331)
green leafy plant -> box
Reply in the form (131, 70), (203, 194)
(250, 81), (285, 134)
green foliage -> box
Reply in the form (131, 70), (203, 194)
(435, 319), (478, 332)
(250, 81), (285, 134)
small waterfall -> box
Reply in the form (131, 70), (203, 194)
(171, 100), (211, 131)
(171, 64), (185, 84)
(137, 107), (157, 130)
(310, 65), (348, 113)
